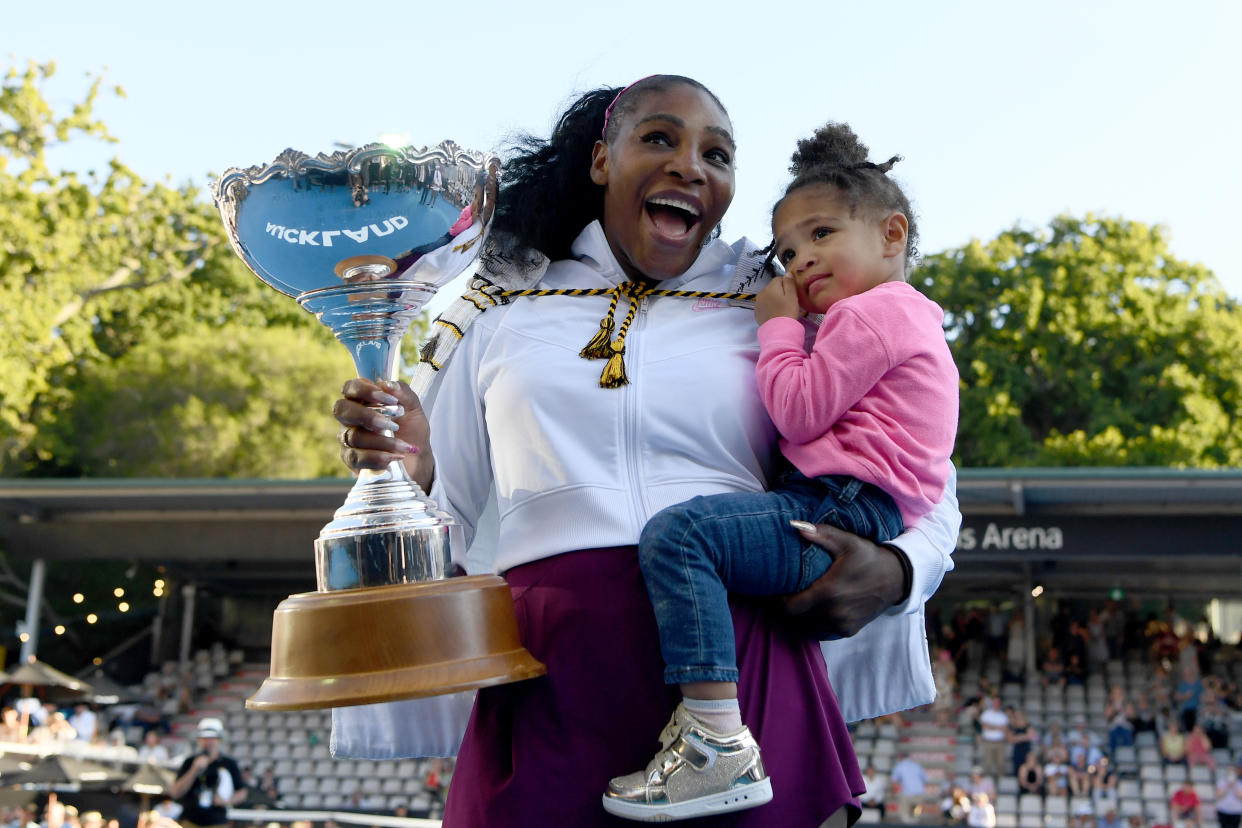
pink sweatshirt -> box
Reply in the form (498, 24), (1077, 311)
(756, 281), (959, 526)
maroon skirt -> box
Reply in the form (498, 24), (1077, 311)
(442, 546), (864, 827)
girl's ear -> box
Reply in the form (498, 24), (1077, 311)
(590, 140), (610, 186)
(881, 212), (908, 258)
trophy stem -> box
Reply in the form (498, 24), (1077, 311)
(298, 281), (460, 593)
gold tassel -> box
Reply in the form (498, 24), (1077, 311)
(579, 314), (616, 359)
(599, 340), (629, 388)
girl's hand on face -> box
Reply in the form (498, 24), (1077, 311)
(754, 277), (801, 325)
(333, 379), (435, 491)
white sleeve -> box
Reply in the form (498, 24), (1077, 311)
(421, 315), (499, 570)
(215, 767), (234, 803)
(820, 465), (959, 723)
(886, 462), (960, 616)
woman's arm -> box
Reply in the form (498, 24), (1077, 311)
(332, 314), (499, 561)
(781, 464), (960, 638)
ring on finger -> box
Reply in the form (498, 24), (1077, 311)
(338, 427), (352, 449)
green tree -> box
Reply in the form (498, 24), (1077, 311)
(919, 214), (1242, 467)
(1, 61), (431, 478)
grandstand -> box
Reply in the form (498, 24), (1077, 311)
(1, 468), (1241, 826)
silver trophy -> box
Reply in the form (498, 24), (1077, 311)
(213, 142), (543, 710)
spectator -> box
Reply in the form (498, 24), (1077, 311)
(891, 752), (929, 825)
(966, 793), (997, 828)
(67, 703), (97, 743)
(1099, 808), (1123, 828)
(259, 766), (279, 803)
(1110, 699), (1137, 756)
(1148, 663), (1174, 711)
(37, 711), (76, 743)
(1075, 800), (1099, 828)
(979, 696), (1010, 777)
(1009, 708), (1036, 776)
(0, 707), (22, 742)
(1065, 621), (1090, 675)
(986, 604), (1010, 661)
(1045, 738), (1071, 796)
(1087, 609), (1112, 675)
(1017, 749), (1045, 796)
(1043, 648), (1068, 689)
(170, 717), (246, 828)
(1184, 725), (1216, 772)
(1067, 653), (1089, 686)
(1133, 695), (1159, 737)
(137, 731), (170, 765)
(1177, 633), (1200, 680)
(1103, 600), (1126, 660)
(943, 785), (971, 826)
(859, 765), (889, 819)
(1072, 729), (1105, 768)
(1044, 722), (1067, 749)
(1216, 762), (1242, 828)
(1199, 693), (1231, 750)
(932, 647), (958, 728)
(970, 767), (997, 801)
(14, 693), (45, 737)
(1005, 615), (1028, 683)
(1068, 753), (1094, 797)
(1092, 756), (1119, 810)
(152, 797), (181, 823)
(1169, 778), (1202, 828)
(1161, 720), (1188, 766)
(1176, 666), (1204, 732)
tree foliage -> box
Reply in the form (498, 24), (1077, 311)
(918, 214), (1242, 467)
(1, 61), (430, 478)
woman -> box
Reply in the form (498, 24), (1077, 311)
(1017, 748), (1044, 796)
(1185, 725), (1216, 771)
(1008, 709), (1035, 777)
(332, 75), (958, 826)
(1162, 720), (1188, 766)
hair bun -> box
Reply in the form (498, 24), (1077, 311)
(789, 122), (870, 176)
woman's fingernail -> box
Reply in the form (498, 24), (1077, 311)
(377, 418), (400, 432)
(394, 440), (415, 454)
(790, 520), (817, 533)
(375, 392), (400, 405)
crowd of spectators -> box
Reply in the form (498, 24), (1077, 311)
(872, 601), (1242, 828)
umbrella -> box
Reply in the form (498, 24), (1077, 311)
(0, 755), (33, 778)
(119, 762), (176, 818)
(81, 672), (140, 705)
(119, 763), (175, 797)
(1, 754), (124, 792)
(3, 660), (94, 696)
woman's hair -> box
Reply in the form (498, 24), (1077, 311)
(491, 75), (729, 261)
(774, 122), (919, 268)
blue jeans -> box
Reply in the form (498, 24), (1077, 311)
(638, 470), (904, 685)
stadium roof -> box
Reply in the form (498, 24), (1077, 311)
(1, 469), (1240, 599)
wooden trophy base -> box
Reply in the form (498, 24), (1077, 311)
(247, 575), (546, 711)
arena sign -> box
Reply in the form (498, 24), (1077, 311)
(955, 514), (1240, 559)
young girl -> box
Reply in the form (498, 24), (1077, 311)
(603, 122), (959, 821)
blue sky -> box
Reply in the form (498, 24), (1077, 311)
(6, 0), (1240, 299)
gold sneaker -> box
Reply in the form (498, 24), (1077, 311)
(602, 702), (773, 822)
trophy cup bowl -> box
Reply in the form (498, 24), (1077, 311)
(212, 142), (545, 710)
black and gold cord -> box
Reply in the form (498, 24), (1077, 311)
(495, 282), (758, 388)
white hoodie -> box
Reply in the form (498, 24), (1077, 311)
(331, 222), (958, 757)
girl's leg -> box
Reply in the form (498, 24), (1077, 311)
(638, 489), (816, 691)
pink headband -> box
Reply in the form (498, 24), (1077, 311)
(601, 75), (657, 140)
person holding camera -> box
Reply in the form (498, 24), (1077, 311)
(170, 718), (245, 828)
